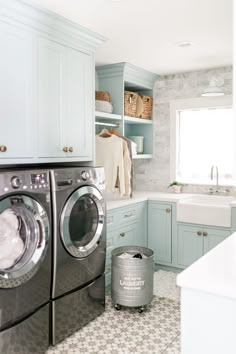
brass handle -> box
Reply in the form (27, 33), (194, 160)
(63, 147), (68, 152)
(0, 145), (7, 152)
(203, 232), (208, 237)
(120, 232), (125, 237)
(69, 147), (73, 152)
(197, 231), (202, 236)
(166, 208), (171, 213)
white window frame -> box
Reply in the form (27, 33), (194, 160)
(170, 95), (234, 185)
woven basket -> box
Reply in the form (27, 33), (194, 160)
(124, 91), (139, 117)
(95, 91), (111, 102)
(139, 95), (153, 119)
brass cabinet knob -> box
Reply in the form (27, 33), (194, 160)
(63, 147), (68, 152)
(203, 232), (208, 237)
(0, 145), (7, 152)
(69, 147), (73, 152)
(166, 208), (171, 213)
(197, 231), (202, 236)
(120, 232), (125, 237)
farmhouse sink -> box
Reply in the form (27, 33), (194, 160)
(176, 194), (235, 227)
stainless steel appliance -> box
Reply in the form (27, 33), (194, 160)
(50, 167), (106, 345)
(0, 170), (51, 354)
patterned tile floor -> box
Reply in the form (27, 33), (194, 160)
(46, 295), (180, 354)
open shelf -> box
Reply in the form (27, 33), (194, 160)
(124, 116), (153, 124)
(95, 111), (122, 120)
(133, 154), (153, 159)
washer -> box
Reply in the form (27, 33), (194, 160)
(50, 167), (106, 345)
(0, 170), (51, 354)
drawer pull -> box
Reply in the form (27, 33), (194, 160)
(203, 232), (208, 237)
(166, 208), (171, 213)
(197, 231), (202, 236)
(120, 232), (125, 237)
(69, 146), (73, 152)
(63, 146), (68, 152)
(124, 213), (134, 218)
(0, 145), (7, 152)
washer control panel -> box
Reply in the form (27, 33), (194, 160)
(1, 171), (50, 194)
(30, 173), (49, 189)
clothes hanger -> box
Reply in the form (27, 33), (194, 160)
(98, 128), (112, 138)
(109, 129), (121, 136)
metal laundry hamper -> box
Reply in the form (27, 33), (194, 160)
(111, 246), (154, 312)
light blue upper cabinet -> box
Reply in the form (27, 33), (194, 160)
(66, 48), (93, 159)
(37, 39), (93, 160)
(148, 202), (172, 264)
(0, 21), (35, 161)
(37, 37), (67, 158)
(0, 0), (105, 164)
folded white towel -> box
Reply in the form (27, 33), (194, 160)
(95, 100), (113, 113)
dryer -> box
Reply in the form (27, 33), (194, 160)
(50, 167), (106, 345)
(0, 170), (51, 354)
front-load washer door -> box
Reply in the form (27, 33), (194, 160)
(60, 186), (104, 258)
(0, 195), (49, 288)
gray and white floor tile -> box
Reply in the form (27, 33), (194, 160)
(47, 271), (181, 354)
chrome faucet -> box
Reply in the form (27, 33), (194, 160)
(210, 165), (219, 193)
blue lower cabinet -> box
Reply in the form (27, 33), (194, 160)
(136, 202), (147, 247)
(147, 202), (172, 264)
(177, 224), (203, 268)
(105, 202), (147, 287)
(203, 227), (230, 254)
(116, 221), (138, 247)
(176, 223), (231, 268)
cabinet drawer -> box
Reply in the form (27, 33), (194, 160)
(119, 207), (137, 224)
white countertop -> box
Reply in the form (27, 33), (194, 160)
(106, 191), (192, 210)
(177, 232), (236, 300)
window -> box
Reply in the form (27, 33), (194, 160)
(170, 96), (235, 185)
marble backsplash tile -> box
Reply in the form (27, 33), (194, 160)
(134, 66), (233, 194)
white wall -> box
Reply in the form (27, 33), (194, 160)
(134, 66), (232, 193)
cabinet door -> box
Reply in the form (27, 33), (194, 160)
(65, 48), (93, 159)
(136, 202), (147, 247)
(203, 227), (231, 254)
(37, 37), (67, 158)
(177, 224), (203, 267)
(0, 22), (34, 159)
(117, 222), (138, 247)
(148, 203), (172, 263)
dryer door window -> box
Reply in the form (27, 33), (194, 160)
(60, 186), (104, 258)
(0, 195), (49, 288)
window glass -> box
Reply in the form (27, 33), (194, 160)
(177, 106), (234, 184)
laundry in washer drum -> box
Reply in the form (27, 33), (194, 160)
(0, 209), (24, 269)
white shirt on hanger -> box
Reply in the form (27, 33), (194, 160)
(96, 135), (125, 196)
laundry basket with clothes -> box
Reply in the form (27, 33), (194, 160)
(111, 246), (154, 312)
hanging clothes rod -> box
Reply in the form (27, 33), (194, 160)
(95, 121), (118, 127)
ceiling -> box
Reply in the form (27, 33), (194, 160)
(27, 0), (232, 75)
